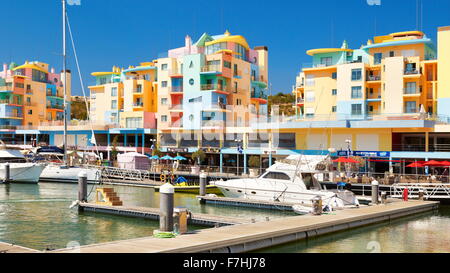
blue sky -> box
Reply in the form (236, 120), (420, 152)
(1, 0), (449, 96)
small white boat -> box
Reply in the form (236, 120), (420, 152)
(40, 164), (101, 183)
(214, 155), (360, 210)
(0, 149), (45, 184)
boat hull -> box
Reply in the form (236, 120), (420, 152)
(213, 179), (343, 206)
(155, 185), (222, 195)
(40, 165), (101, 183)
(0, 163), (46, 183)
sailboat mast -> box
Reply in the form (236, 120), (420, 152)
(62, 0), (68, 165)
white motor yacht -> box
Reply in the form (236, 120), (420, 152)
(0, 148), (45, 184)
(40, 164), (101, 183)
(213, 155), (359, 210)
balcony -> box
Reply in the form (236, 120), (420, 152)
(251, 91), (268, 103)
(47, 104), (64, 110)
(47, 92), (64, 99)
(200, 84), (229, 94)
(201, 65), (222, 74)
(404, 69), (421, 77)
(366, 75), (381, 82)
(133, 88), (143, 94)
(296, 98), (305, 105)
(169, 69), (183, 78)
(403, 88), (421, 96)
(0, 99), (22, 106)
(2, 112), (23, 118)
(201, 120), (225, 128)
(169, 119), (183, 128)
(169, 86), (183, 94)
(169, 104), (183, 111)
(251, 76), (268, 89)
(133, 102), (144, 108)
(25, 89), (33, 95)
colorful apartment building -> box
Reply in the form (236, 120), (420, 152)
(156, 31), (269, 153)
(0, 61), (71, 129)
(294, 31), (438, 120)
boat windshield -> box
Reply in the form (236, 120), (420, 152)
(302, 173), (322, 190)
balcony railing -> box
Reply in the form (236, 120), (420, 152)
(169, 86), (183, 93)
(296, 98), (305, 104)
(47, 104), (64, 110)
(404, 69), (420, 75)
(200, 84), (229, 92)
(201, 120), (225, 128)
(201, 65), (222, 73)
(133, 88), (143, 94)
(133, 102), (144, 107)
(47, 92), (64, 98)
(251, 91), (268, 100)
(169, 104), (183, 111)
(169, 120), (183, 128)
(3, 112), (23, 118)
(367, 75), (381, 81)
(169, 69), (183, 76)
(403, 88), (421, 95)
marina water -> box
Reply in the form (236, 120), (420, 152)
(1, 182), (450, 252)
(0, 183), (293, 251)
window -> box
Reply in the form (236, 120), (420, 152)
(125, 117), (142, 128)
(351, 69), (362, 81)
(234, 43), (247, 60)
(161, 98), (168, 105)
(369, 105), (374, 112)
(161, 81), (168, 88)
(332, 89), (337, 96)
(405, 101), (417, 113)
(223, 61), (231, 69)
(405, 82), (417, 94)
(161, 115), (168, 122)
(234, 64), (238, 77)
(320, 57), (333, 66)
(351, 86), (362, 99)
(389, 51), (395, 57)
(136, 85), (142, 93)
(111, 113), (118, 123)
(161, 64), (168, 71)
(28, 109), (33, 115)
(374, 53), (382, 65)
(111, 87), (117, 96)
(332, 72), (337, 80)
(262, 172), (291, 181)
(32, 69), (48, 83)
(305, 91), (315, 103)
(351, 104), (362, 115)
(234, 82), (238, 93)
(111, 100), (117, 109)
(332, 106), (337, 113)
(305, 75), (315, 86)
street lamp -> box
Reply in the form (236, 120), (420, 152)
(235, 139), (243, 175)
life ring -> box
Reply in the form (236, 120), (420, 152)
(160, 173), (167, 182)
(171, 174), (175, 182)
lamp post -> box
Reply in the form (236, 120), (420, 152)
(345, 139), (352, 177)
(235, 139), (243, 176)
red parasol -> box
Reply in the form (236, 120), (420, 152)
(406, 162), (424, 168)
(423, 160), (448, 167)
(333, 157), (359, 164)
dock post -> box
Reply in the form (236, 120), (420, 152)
(4, 163), (10, 184)
(78, 171), (88, 203)
(371, 180), (379, 205)
(199, 171), (207, 196)
(159, 183), (174, 232)
(381, 191), (387, 204)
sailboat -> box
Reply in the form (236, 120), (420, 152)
(39, 0), (101, 184)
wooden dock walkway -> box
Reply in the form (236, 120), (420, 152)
(197, 195), (297, 211)
(0, 242), (38, 253)
(79, 203), (250, 226)
(54, 200), (438, 253)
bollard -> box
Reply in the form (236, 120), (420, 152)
(403, 188), (409, 201)
(312, 196), (323, 215)
(381, 191), (387, 204)
(159, 183), (174, 232)
(78, 171), (87, 203)
(4, 163), (10, 184)
(199, 171), (207, 196)
(371, 180), (379, 205)
(418, 189), (424, 201)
